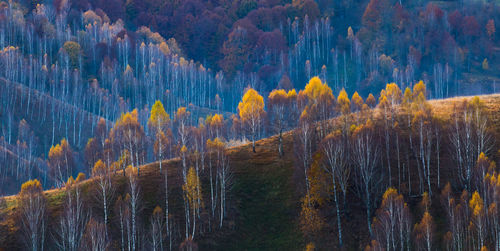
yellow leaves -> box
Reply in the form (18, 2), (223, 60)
(469, 96), (484, 110)
(303, 77), (334, 105)
(299, 194), (324, 236)
(308, 154), (329, 206)
(385, 83), (402, 105)
(92, 159), (107, 177)
(347, 26), (354, 40)
(366, 93), (376, 108)
(420, 192), (430, 212)
(337, 88), (350, 115)
(415, 211), (433, 232)
(238, 88), (265, 123)
(482, 58), (489, 70)
(148, 100), (170, 133)
(469, 191), (484, 217)
(268, 89), (288, 102)
(403, 87), (412, 106)
(183, 167), (202, 209)
(159, 42), (170, 56)
(268, 89), (297, 111)
(477, 152), (490, 171)
(382, 187), (398, 203)
(124, 64), (133, 75)
(305, 242), (315, 251)
(175, 107), (190, 122)
(351, 91), (364, 111)
(20, 179), (43, 196)
(49, 143), (63, 160)
(207, 137), (225, 150)
(206, 114), (224, 129)
(181, 145), (188, 153)
(153, 205), (163, 216)
(413, 80), (426, 99)
(378, 92), (389, 108)
(76, 173), (86, 183)
(66, 176), (75, 187)
(117, 109), (140, 128)
(287, 89), (297, 99)
(112, 150), (131, 171)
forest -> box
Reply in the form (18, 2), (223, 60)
(0, 0), (500, 250)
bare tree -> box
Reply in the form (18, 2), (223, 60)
(92, 159), (114, 236)
(80, 218), (108, 251)
(128, 167), (141, 251)
(54, 178), (89, 251)
(320, 130), (348, 246)
(351, 119), (381, 235)
(150, 206), (164, 251)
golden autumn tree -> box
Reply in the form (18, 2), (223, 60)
(183, 166), (203, 240)
(175, 107), (191, 175)
(351, 91), (364, 112)
(48, 138), (74, 187)
(300, 153), (327, 240)
(372, 187), (411, 251)
(206, 114), (224, 139)
(379, 83), (402, 187)
(414, 211), (434, 251)
(337, 88), (350, 135)
(470, 191), (486, 249)
(19, 179), (46, 251)
(92, 159), (113, 233)
(299, 77), (335, 138)
(148, 100), (171, 173)
(238, 88), (265, 153)
(268, 89), (297, 156)
(366, 93), (377, 108)
(110, 109), (146, 174)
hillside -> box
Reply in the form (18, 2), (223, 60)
(2, 93), (500, 250)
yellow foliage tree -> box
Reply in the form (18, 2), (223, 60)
(149, 100), (171, 172)
(183, 166), (203, 238)
(238, 88), (265, 152)
(19, 179), (46, 251)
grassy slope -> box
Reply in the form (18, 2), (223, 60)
(2, 94), (500, 250)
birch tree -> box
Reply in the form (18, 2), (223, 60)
(352, 119), (380, 235)
(19, 179), (46, 251)
(92, 159), (113, 236)
(148, 100), (171, 173)
(238, 88), (265, 153)
(55, 177), (88, 251)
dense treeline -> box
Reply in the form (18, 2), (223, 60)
(9, 76), (500, 250)
(288, 78), (500, 250)
(0, 0), (500, 249)
(1, 0), (500, 194)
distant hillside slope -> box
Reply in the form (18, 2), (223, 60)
(1, 94), (500, 250)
